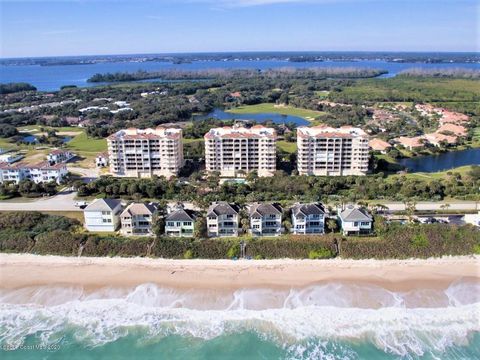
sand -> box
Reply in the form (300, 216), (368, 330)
(1, 254), (478, 292)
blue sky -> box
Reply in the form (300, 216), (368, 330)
(0, 0), (478, 57)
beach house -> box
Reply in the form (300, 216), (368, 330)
(291, 203), (326, 234)
(206, 202), (240, 237)
(120, 202), (158, 236)
(83, 198), (123, 232)
(338, 206), (373, 236)
(165, 207), (197, 237)
(248, 203), (283, 236)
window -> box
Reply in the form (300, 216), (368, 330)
(253, 225), (260, 229)
(184, 222), (192, 226)
(102, 219), (112, 223)
(102, 211), (111, 215)
(167, 222), (175, 227)
(354, 222), (359, 226)
(176, 222), (181, 227)
(360, 222), (370, 226)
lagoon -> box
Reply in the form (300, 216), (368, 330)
(1, 59), (479, 91)
(194, 108), (309, 126)
(399, 148), (480, 173)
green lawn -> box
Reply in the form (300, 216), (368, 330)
(277, 140), (297, 153)
(387, 165), (475, 182)
(227, 103), (325, 120)
(183, 138), (204, 144)
(67, 132), (107, 154)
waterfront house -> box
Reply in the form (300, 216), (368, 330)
(291, 203), (326, 234)
(165, 207), (197, 237)
(206, 202), (240, 237)
(394, 136), (426, 150)
(338, 205), (373, 236)
(248, 203), (283, 236)
(120, 202), (158, 236)
(84, 198), (123, 232)
(0, 161), (67, 184)
(368, 138), (392, 153)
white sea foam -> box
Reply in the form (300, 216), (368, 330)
(0, 280), (479, 357)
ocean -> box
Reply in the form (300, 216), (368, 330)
(1, 280), (479, 359)
(1, 59), (479, 91)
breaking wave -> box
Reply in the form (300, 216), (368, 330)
(0, 279), (479, 358)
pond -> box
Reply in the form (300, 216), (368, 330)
(22, 135), (73, 144)
(398, 148), (480, 173)
(193, 108), (309, 126)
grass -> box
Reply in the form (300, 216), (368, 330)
(227, 103), (326, 120)
(43, 211), (84, 223)
(277, 141), (297, 153)
(386, 165), (475, 182)
(67, 132), (107, 154)
(183, 138), (204, 144)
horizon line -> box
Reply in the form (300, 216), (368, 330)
(2, 49), (479, 60)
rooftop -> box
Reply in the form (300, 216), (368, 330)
(85, 198), (122, 212)
(204, 125), (276, 140)
(297, 125), (367, 139)
(108, 127), (182, 141)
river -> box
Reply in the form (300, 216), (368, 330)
(1, 59), (479, 91)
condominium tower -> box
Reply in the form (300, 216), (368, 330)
(107, 127), (183, 178)
(297, 125), (369, 176)
(204, 125), (276, 177)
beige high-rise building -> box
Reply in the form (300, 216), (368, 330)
(297, 125), (369, 176)
(107, 127), (183, 178)
(204, 125), (276, 177)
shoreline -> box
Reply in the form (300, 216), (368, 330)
(1, 254), (479, 292)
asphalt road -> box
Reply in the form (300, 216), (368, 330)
(0, 190), (80, 212)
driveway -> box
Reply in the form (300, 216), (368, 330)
(0, 190), (80, 212)
(68, 166), (100, 183)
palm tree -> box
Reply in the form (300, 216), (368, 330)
(326, 218), (338, 233)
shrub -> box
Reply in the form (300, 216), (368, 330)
(411, 233), (429, 248)
(308, 248), (335, 259)
(183, 249), (193, 259)
(32, 230), (86, 256)
(0, 231), (34, 252)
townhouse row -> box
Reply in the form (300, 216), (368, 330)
(0, 149), (74, 184)
(83, 199), (373, 237)
(105, 124), (370, 178)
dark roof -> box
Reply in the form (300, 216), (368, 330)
(292, 203), (325, 217)
(339, 207), (372, 222)
(85, 198), (122, 212)
(166, 209), (196, 222)
(249, 203), (282, 217)
(207, 202), (239, 217)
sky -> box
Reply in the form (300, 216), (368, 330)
(0, 0), (478, 58)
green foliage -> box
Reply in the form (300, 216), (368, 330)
(0, 124), (18, 138)
(474, 244), (480, 255)
(226, 245), (239, 259)
(341, 224), (480, 259)
(183, 249), (194, 259)
(0, 82), (36, 94)
(411, 233), (429, 249)
(308, 248), (335, 259)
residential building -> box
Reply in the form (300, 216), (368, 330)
(27, 162), (68, 184)
(84, 198), (123, 232)
(297, 126), (370, 176)
(424, 133), (457, 147)
(120, 202), (158, 236)
(47, 149), (75, 165)
(368, 138), (392, 153)
(338, 206), (373, 236)
(0, 152), (24, 164)
(437, 123), (467, 137)
(165, 207), (197, 237)
(204, 125), (276, 177)
(206, 202), (240, 237)
(394, 136), (425, 150)
(107, 127), (184, 178)
(249, 203), (283, 236)
(291, 203), (326, 234)
(0, 162), (67, 184)
(0, 163), (24, 183)
(95, 152), (109, 167)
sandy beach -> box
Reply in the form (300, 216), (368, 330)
(1, 254), (478, 292)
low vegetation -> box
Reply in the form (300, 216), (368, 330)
(0, 212), (478, 259)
